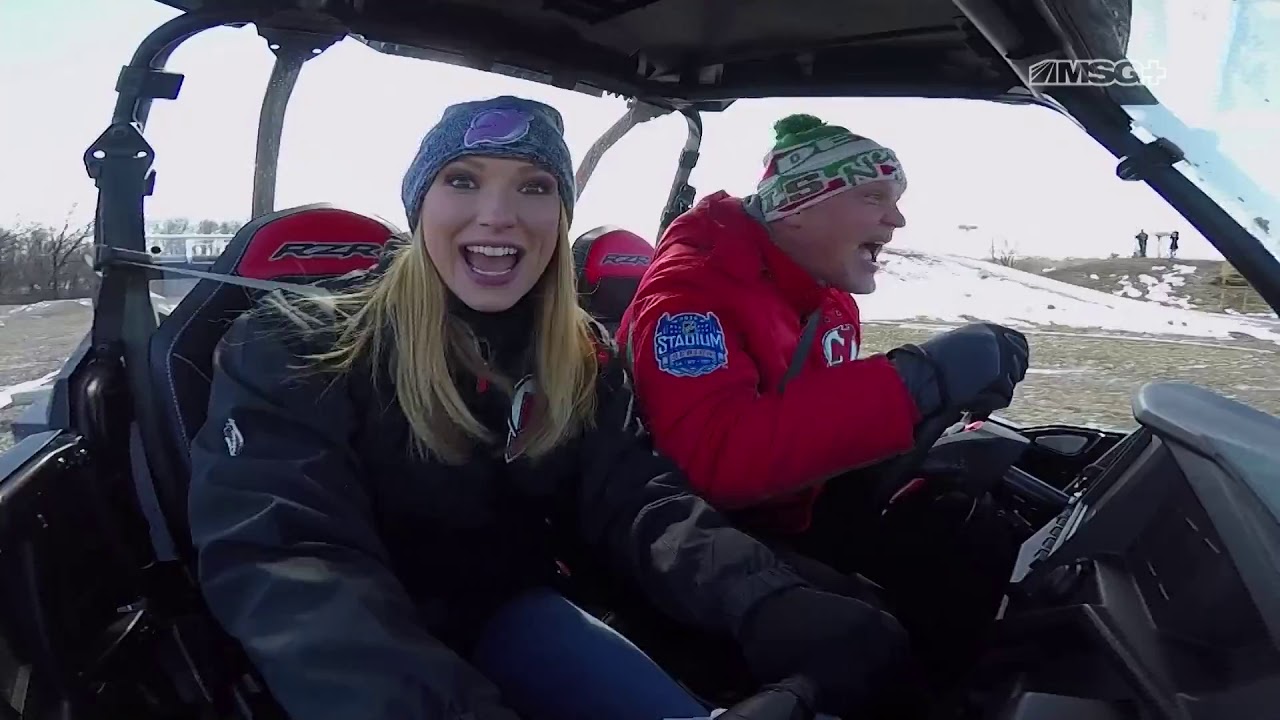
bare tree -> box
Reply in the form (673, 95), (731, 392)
(989, 236), (1020, 268)
(0, 225), (18, 293)
(147, 216), (192, 235)
(0, 212), (247, 303)
(39, 209), (95, 299)
(0, 208), (97, 302)
(147, 216), (244, 236)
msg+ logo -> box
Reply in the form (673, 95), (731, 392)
(1028, 58), (1166, 88)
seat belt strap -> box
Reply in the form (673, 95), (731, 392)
(743, 197), (823, 393)
(778, 310), (822, 393)
(105, 252), (329, 297)
(625, 324), (636, 372)
(129, 421), (178, 562)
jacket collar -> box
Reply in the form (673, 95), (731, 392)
(445, 296), (538, 401)
(701, 191), (826, 316)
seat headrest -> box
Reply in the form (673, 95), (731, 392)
(227, 205), (400, 281)
(572, 226), (652, 327)
(145, 204), (403, 566)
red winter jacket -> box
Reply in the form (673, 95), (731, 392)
(617, 191), (920, 533)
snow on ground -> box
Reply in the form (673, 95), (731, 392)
(0, 370), (58, 411)
(2, 294), (177, 316)
(0, 298), (93, 327)
(1107, 263), (1198, 310)
(5, 299), (93, 315)
(863, 250), (1280, 345)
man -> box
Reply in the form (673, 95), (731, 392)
(1136, 228), (1149, 257)
(1169, 230), (1180, 259)
(617, 114), (1030, 686)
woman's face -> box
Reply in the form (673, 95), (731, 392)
(419, 155), (562, 312)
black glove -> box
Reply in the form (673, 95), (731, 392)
(738, 587), (913, 717)
(887, 323), (1029, 422)
(716, 676), (818, 720)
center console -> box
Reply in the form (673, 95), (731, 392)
(984, 382), (1280, 720)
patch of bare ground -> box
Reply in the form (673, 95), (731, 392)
(0, 300), (92, 452)
(1013, 256), (1274, 317)
(862, 322), (1280, 431)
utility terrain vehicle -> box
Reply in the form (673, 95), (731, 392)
(2, 0), (1278, 718)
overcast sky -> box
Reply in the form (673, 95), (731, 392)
(1, 0), (1270, 261)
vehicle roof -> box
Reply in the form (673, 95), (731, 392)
(154, 0), (1117, 107)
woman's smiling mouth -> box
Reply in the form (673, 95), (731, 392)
(463, 244), (523, 277)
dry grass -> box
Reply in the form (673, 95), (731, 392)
(0, 300), (92, 452)
(862, 322), (1280, 430)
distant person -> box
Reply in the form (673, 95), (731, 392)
(617, 113), (1030, 689)
(1135, 228), (1149, 257)
(1169, 231), (1180, 259)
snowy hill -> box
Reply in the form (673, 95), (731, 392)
(1024, 257), (1273, 318)
(861, 249), (1280, 346)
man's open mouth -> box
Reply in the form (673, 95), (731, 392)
(859, 241), (887, 264)
(462, 244), (524, 276)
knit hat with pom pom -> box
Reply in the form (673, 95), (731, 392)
(756, 113), (906, 222)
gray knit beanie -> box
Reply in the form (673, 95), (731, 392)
(400, 95), (576, 231)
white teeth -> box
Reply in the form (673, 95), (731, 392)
(465, 245), (519, 257)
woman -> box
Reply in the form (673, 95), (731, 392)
(188, 96), (910, 720)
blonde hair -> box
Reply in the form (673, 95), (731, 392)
(279, 211), (599, 464)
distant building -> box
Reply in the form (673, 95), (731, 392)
(145, 234), (233, 264)
(145, 234), (235, 298)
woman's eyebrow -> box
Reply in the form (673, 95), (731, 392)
(516, 166), (556, 182)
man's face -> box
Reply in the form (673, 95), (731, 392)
(773, 180), (907, 294)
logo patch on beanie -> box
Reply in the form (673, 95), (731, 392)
(464, 108), (532, 148)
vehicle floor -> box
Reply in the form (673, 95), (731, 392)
(2, 301), (1280, 451)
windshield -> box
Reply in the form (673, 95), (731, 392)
(1122, 0), (1280, 261)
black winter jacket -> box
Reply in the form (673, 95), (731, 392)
(187, 285), (809, 720)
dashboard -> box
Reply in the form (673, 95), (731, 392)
(994, 381), (1280, 720)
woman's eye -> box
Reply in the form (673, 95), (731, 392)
(521, 179), (554, 195)
(444, 174), (477, 190)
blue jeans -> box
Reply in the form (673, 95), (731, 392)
(471, 588), (713, 720)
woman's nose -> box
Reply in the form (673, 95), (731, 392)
(476, 188), (518, 229)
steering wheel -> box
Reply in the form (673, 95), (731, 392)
(865, 407), (975, 514)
